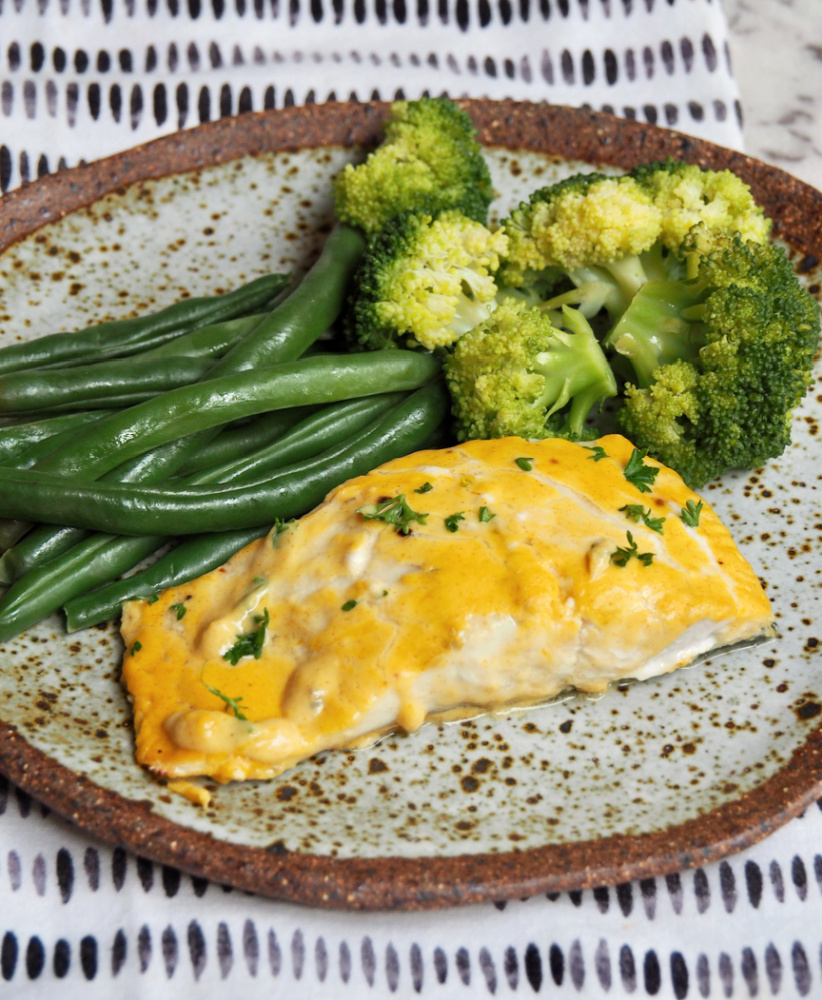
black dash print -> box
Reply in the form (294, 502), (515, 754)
(540, 50), (553, 83)
(792, 855), (808, 899)
(640, 877), (657, 918)
(26, 936), (46, 979)
(313, 935), (327, 982)
(702, 32), (717, 71)
(619, 945), (636, 991)
(644, 103), (657, 124)
(1, 933), (17, 982)
(112, 930), (127, 977)
(80, 936), (97, 981)
(503, 946), (518, 989)
(243, 920), (260, 979)
(616, 881), (633, 916)
(792, 942), (811, 995)
(98, 50), (111, 72)
(362, 937), (377, 986)
(664, 103), (678, 125)
(595, 940), (611, 990)
(268, 930), (282, 977)
(714, 99), (727, 121)
(680, 35), (694, 71)
(88, 82), (101, 119)
(695, 954), (710, 996)
(110, 82), (122, 122)
(582, 48), (594, 84)
(264, 85), (275, 109)
(386, 943), (400, 990)
(66, 82), (78, 126)
(604, 47), (617, 83)
(719, 952), (733, 995)
(154, 82), (168, 125)
(338, 940), (351, 983)
(74, 48), (89, 73)
(549, 943), (563, 985)
(189, 0), (202, 13)
(719, 861), (737, 912)
(55, 848), (74, 902)
(478, 0), (490, 24)
(765, 943), (782, 994)
(30, 42), (45, 71)
(568, 889), (583, 907)
(168, 0), (180, 14)
(220, 83), (232, 117)
(138, 925), (152, 973)
(37, 153), (49, 178)
(112, 847), (127, 891)
(643, 950), (661, 995)
(218, 923), (233, 979)
(643, 44), (654, 77)
(32, 854), (46, 896)
(661, 38), (674, 73)
(176, 82), (189, 127)
(569, 941), (584, 989)
(479, 947), (496, 993)
(741, 948), (758, 996)
(136, 856), (153, 893)
(694, 868), (710, 912)
(8, 851), (21, 891)
(455, 946), (470, 985)
(688, 100), (704, 121)
(815, 854), (822, 895)
(198, 85), (211, 122)
(593, 886), (610, 913)
(8, 43), (21, 71)
(162, 926), (178, 978)
(188, 42), (200, 70)
(561, 48), (574, 83)
(119, 48), (133, 72)
(433, 946), (448, 985)
(670, 952), (688, 1000)
(188, 922), (206, 980)
(130, 83), (143, 129)
(624, 47), (635, 80)
(525, 942), (543, 990)
(160, 865), (180, 898)
(1, 83), (11, 117)
(53, 939), (70, 979)
(745, 860), (763, 908)
(209, 41), (222, 68)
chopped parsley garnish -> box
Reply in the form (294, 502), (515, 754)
(147, 594), (159, 605)
(201, 672), (248, 721)
(515, 456), (534, 471)
(356, 494), (428, 535)
(444, 511), (466, 533)
(414, 482), (434, 494)
(619, 503), (665, 534)
(170, 602), (187, 620)
(478, 506), (496, 523)
(271, 518), (295, 546)
(130, 641), (142, 656)
(680, 499), (704, 527)
(623, 448), (659, 494)
(223, 608), (269, 665)
(341, 599), (358, 611)
(611, 531), (654, 568)
(585, 445), (608, 462)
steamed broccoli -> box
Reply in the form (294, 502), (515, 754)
(444, 299), (618, 441)
(343, 209), (508, 352)
(614, 227), (821, 487)
(497, 161), (772, 322)
(334, 97), (494, 235)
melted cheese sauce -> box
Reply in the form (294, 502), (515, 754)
(121, 435), (773, 783)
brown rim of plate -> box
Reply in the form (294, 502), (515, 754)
(0, 100), (820, 911)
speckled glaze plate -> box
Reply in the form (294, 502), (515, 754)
(0, 102), (820, 911)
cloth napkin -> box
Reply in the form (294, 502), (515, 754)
(4, 2), (819, 1000)
(0, 0), (743, 194)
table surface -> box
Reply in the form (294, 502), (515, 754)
(0, 1), (821, 998)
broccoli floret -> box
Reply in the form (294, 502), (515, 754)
(444, 299), (618, 441)
(630, 158), (772, 251)
(615, 229), (820, 486)
(497, 163), (772, 324)
(343, 209), (509, 352)
(499, 172), (662, 313)
(333, 97), (493, 235)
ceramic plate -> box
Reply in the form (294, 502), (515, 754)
(0, 102), (820, 910)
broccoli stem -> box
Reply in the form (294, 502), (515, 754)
(604, 280), (706, 389)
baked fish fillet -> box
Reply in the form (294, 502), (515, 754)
(121, 434), (773, 783)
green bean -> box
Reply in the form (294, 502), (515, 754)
(27, 351), (440, 479)
(63, 528), (269, 632)
(207, 225), (365, 377)
(61, 383), (448, 630)
(0, 273), (289, 376)
(0, 426), (223, 583)
(0, 380), (448, 536)
(173, 408), (311, 475)
(137, 311), (270, 360)
(0, 411), (113, 466)
(0, 356), (214, 415)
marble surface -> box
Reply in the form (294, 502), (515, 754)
(724, 0), (822, 191)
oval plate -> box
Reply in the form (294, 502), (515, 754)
(0, 101), (820, 911)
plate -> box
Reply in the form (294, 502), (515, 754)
(0, 101), (820, 911)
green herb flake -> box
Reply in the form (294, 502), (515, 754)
(515, 456), (534, 471)
(223, 608), (269, 665)
(611, 531), (655, 568)
(444, 511), (466, 533)
(680, 499), (704, 528)
(201, 675), (248, 721)
(478, 506), (496, 523)
(585, 445), (608, 462)
(623, 448), (659, 494)
(414, 482), (434, 494)
(271, 518), (295, 546)
(130, 641), (142, 656)
(147, 594), (159, 605)
(341, 599), (358, 612)
(170, 602), (187, 620)
(619, 503), (665, 534)
(357, 494), (428, 535)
